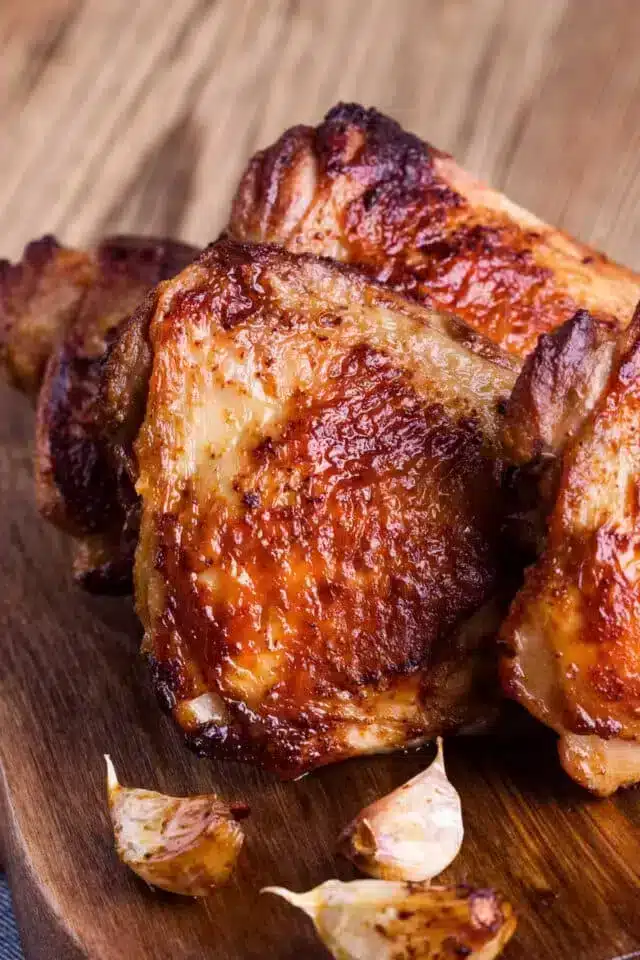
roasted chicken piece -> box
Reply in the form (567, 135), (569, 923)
(501, 304), (640, 795)
(101, 239), (519, 774)
(229, 103), (640, 357)
(0, 235), (95, 397)
(36, 236), (197, 590)
(1, 235), (197, 590)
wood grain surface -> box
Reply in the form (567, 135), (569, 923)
(1, 1), (640, 958)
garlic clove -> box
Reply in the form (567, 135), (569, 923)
(264, 879), (516, 960)
(339, 738), (463, 881)
(105, 755), (247, 896)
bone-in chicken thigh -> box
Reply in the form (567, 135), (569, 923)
(35, 236), (197, 590)
(229, 103), (640, 357)
(103, 240), (519, 775)
(1, 235), (94, 398)
(0, 235), (197, 589)
(501, 305), (640, 795)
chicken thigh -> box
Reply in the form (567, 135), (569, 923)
(102, 239), (519, 774)
(0, 235), (197, 589)
(229, 103), (640, 357)
(501, 304), (640, 795)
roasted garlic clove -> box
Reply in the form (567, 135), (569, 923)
(339, 738), (463, 881)
(264, 879), (516, 960)
(105, 755), (247, 896)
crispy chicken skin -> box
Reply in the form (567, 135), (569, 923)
(0, 235), (197, 590)
(104, 239), (519, 775)
(501, 304), (640, 795)
(229, 103), (640, 357)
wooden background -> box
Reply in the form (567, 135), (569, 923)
(1, 2), (640, 959)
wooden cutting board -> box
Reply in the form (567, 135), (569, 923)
(2, 2), (640, 958)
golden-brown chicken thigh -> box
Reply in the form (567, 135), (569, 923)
(36, 236), (197, 590)
(502, 304), (640, 795)
(229, 103), (640, 357)
(106, 239), (519, 774)
(0, 235), (197, 589)
(0, 235), (95, 397)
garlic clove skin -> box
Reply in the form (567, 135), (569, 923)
(105, 755), (247, 896)
(339, 738), (463, 881)
(264, 878), (516, 960)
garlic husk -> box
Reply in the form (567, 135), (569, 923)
(105, 755), (247, 896)
(339, 738), (463, 881)
(264, 879), (516, 960)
